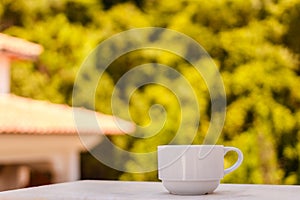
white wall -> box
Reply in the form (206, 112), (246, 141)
(0, 134), (102, 189)
(0, 55), (11, 94)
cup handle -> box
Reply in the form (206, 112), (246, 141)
(224, 147), (243, 175)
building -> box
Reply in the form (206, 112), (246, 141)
(0, 33), (134, 191)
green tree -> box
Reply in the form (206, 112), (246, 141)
(2, 0), (300, 185)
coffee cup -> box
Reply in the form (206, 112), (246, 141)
(157, 145), (243, 195)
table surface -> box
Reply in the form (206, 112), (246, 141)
(0, 180), (299, 200)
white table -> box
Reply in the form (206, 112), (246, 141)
(0, 180), (299, 200)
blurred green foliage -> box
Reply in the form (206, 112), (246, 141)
(1, 0), (300, 184)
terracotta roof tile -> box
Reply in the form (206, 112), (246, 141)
(0, 33), (43, 60)
(0, 94), (135, 135)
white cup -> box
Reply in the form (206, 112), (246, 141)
(157, 145), (243, 195)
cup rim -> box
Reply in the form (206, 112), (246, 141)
(158, 145), (224, 148)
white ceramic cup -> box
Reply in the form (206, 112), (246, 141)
(157, 145), (243, 195)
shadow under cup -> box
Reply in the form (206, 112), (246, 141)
(157, 145), (243, 195)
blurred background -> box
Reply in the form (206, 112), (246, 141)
(0, 0), (300, 188)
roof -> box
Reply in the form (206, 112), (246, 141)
(0, 94), (135, 135)
(0, 33), (43, 60)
